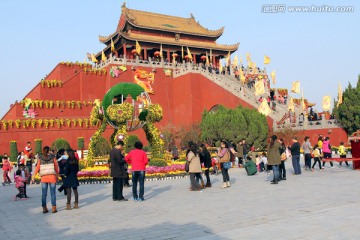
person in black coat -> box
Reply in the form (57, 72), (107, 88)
(200, 144), (212, 187)
(110, 141), (128, 201)
(63, 148), (79, 210)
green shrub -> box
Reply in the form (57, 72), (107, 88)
(143, 145), (151, 152)
(126, 135), (140, 153)
(35, 139), (42, 155)
(52, 138), (70, 151)
(77, 137), (84, 149)
(93, 137), (111, 157)
(148, 158), (168, 167)
(10, 141), (18, 163)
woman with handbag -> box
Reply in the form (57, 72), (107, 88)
(218, 141), (231, 189)
(186, 142), (202, 191)
(32, 146), (59, 213)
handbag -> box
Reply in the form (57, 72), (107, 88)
(280, 152), (287, 161)
(185, 161), (190, 173)
(39, 163), (56, 177)
(219, 150), (230, 163)
(223, 162), (232, 169)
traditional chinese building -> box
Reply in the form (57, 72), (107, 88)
(91, 3), (239, 65)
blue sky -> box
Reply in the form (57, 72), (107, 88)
(0, 0), (359, 118)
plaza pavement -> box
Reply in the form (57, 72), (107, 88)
(0, 160), (359, 240)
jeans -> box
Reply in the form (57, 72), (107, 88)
(272, 165), (280, 181)
(292, 155), (301, 174)
(132, 171), (145, 199)
(112, 177), (124, 200)
(41, 183), (56, 206)
(279, 161), (286, 178)
(220, 163), (230, 182)
(304, 153), (312, 169)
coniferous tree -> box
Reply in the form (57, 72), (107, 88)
(334, 75), (360, 134)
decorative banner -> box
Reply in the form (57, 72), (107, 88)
(255, 80), (265, 96)
(136, 41), (142, 54)
(288, 97), (295, 112)
(206, 52), (210, 66)
(337, 82), (343, 107)
(163, 69), (172, 77)
(271, 70), (276, 85)
(264, 55), (271, 64)
(291, 81), (301, 94)
(232, 54), (238, 67)
(186, 47), (192, 59)
(101, 51), (107, 62)
(322, 95), (331, 111)
(240, 68), (246, 83)
(258, 98), (272, 116)
(110, 65), (127, 78)
(225, 51), (231, 66)
(91, 54), (98, 63)
(246, 53), (251, 62)
(160, 44), (163, 58)
(111, 39), (115, 52)
(301, 94), (306, 111)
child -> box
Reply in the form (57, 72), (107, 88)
(18, 164), (30, 198)
(14, 170), (26, 200)
(2, 157), (12, 186)
(260, 152), (268, 172)
(311, 144), (323, 171)
(338, 142), (349, 167)
(244, 155), (257, 176)
(255, 154), (261, 172)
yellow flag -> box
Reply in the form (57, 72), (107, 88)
(91, 54), (98, 63)
(255, 80), (265, 96)
(301, 94), (306, 111)
(322, 96), (331, 111)
(258, 98), (272, 116)
(291, 81), (301, 94)
(225, 51), (231, 66)
(101, 51), (107, 62)
(240, 56), (243, 64)
(182, 46), (184, 59)
(219, 59), (223, 73)
(206, 52), (209, 66)
(232, 54), (238, 67)
(209, 49), (212, 62)
(111, 39), (115, 52)
(264, 55), (271, 64)
(240, 68), (246, 83)
(246, 53), (251, 62)
(253, 62), (258, 74)
(288, 97), (294, 112)
(160, 44), (163, 58)
(337, 82), (343, 107)
(136, 41), (142, 55)
(187, 47), (192, 59)
(271, 70), (276, 85)
(248, 61), (253, 68)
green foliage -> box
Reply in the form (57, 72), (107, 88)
(77, 137), (85, 149)
(126, 135), (140, 153)
(93, 137), (111, 157)
(143, 145), (151, 152)
(148, 158), (168, 167)
(200, 105), (268, 149)
(10, 141), (18, 163)
(35, 139), (42, 155)
(51, 138), (70, 151)
(334, 75), (360, 134)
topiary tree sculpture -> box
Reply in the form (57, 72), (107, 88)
(87, 83), (164, 166)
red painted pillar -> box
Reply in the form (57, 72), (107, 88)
(144, 48), (147, 61)
(193, 53), (196, 64)
(123, 44), (127, 58)
(167, 50), (170, 62)
(212, 55), (215, 65)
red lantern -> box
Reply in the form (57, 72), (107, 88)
(200, 55), (207, 61)
(184, 55), (189, 59)
(154, 51), (161, 57)
(131, 49), (137, 55)
(172, 53), (178, 58)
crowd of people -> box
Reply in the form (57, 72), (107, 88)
(1, 134), (351, 212)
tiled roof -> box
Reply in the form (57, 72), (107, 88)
(122, 6), (224, 37)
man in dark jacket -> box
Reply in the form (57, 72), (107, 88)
(110, 141), (128, 201)
(288, 137), (301, 175)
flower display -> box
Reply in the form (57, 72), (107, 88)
(106, 102), (133, 124)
